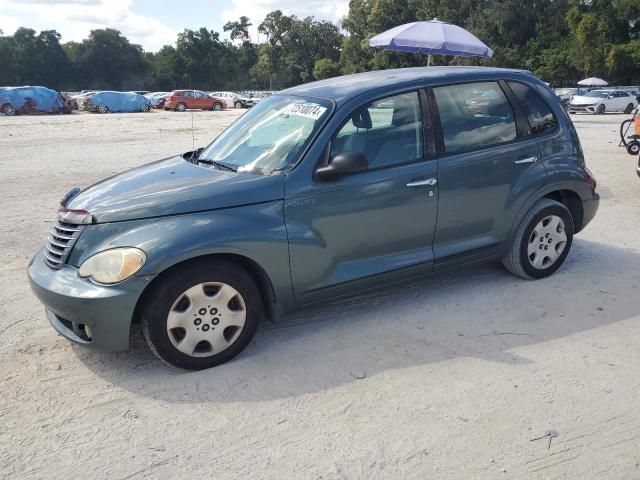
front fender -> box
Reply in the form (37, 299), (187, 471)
(68, 201), (296, 311)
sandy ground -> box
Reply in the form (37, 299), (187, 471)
(1, 108), (639, 480)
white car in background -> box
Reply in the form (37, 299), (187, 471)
(568, 89), (638, 114)
(209, 91), (241, 109)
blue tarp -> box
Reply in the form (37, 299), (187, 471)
(86, 91), (151, 113)
(0, 86), (66, 115)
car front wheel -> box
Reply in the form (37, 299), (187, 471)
(502, 199), (574, 279)
(141, 260), (262, 370)
(2, 104), (16, 116)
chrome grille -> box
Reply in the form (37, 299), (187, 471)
(44, 221), (84, 269)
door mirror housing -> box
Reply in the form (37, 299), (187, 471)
(182, 147), (204, 162)
(315, 151), (369, 181)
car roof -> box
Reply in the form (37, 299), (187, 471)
(279, 66), (536, 105)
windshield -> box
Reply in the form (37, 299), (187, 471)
(585, 91), (610, 98)
(199, 95), (332, 173)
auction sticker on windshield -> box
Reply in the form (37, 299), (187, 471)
(283, 103), (327, 120)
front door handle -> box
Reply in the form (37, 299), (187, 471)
(514, 156), (538, 164)
(407, 178), (437, 187)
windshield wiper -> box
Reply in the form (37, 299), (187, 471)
(196, 158), (237, 172)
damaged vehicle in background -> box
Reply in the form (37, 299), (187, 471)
(0, 86), (73, 116)
(80, 91), (152, 113)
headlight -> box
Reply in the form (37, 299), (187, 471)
(78, 247), (146, 285)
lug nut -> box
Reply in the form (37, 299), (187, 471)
(202, 324), (210, 332)
(212, 318), (219, 325)
(194, 318), (202, 325)
(210, 308), (218, 315)
(199, 308), (207, 315)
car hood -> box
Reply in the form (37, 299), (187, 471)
(570, 95), (603, 105)
(67, 155), (285, 223)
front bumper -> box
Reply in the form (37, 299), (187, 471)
(568, 104), (596, 113)
(27, 249), (155, 352)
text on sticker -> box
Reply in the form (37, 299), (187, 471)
(283, 103), (327, 120)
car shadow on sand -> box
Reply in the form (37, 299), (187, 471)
(76, 239), (640, 402)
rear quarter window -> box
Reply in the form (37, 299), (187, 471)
(508, 81), (557, 136)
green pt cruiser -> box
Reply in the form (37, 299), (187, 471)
(28, 67), (599, 370)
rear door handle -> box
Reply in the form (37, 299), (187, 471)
(407, 178), (437, 187)
(514, 156), (538, 164)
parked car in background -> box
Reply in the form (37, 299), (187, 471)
(555, 87), (586, 106)
(165, 90), (225, 111)
(209, 91), (240, 109)
(145, 91), (169, 109)
(233, 93), (257, 109)
(0, 86), (72, 116)
(27, 67), (599, 370)
(83, 91), (151, 113)
(568, 89), (638, 114)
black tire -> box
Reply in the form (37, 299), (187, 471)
(502, 199), (574, 279)
(141, 259), (262, 370)
(620, 119), (633, 147)
(234, 101), (243, 109)
(596, 104), (605, 115)
(212, 102), (223, 111)
(142, 104), (151, 112)
(176, 102), (186, 112)
(96, 104), (108, 114)
(3, 104), (16, 116)
(624, 103), (635, 114)
(627, 141), (640, 156)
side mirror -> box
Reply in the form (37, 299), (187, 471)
(182, 147), (204, 162)
(315, 151), (369, 181)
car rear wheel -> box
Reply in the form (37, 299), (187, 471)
(502, 199), (574, 279)
(141, 260), (262, 370)
(176, 103), (186, 112)
(142, 104), (151, 112)
(212, 103), (223, 111)
(624, 103), (635, 114)
(96, 104), (108, 114)
(234, 101), (243, 109)
(596, 104), (605, 115)
(3, 104), (16, 116)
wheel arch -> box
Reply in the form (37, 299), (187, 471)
(507, 186), (586, 250)
(542, 189), (584, 232)
(133, 253), (279, 326)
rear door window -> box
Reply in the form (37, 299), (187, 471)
(433, 82), (517, 154)
(507, 81), (557, 136)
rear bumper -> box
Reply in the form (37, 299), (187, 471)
(579, 194), (599, 232)
(27, 249), (155, 352)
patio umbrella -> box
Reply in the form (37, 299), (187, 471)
(577, 77), (608, 87)
(368, 18), (493, 66)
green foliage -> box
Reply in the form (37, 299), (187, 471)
(313, 58), (342, 79)
(1, 3), (639, 91)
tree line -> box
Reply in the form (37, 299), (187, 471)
(0, 0), (638, 92)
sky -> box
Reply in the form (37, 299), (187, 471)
(0, 0), (350, 51)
